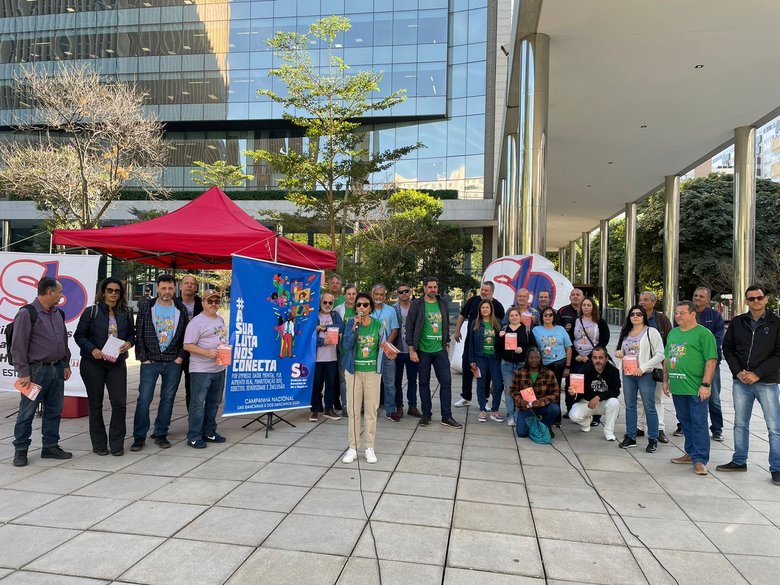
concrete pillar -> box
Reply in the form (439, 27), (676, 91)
(733, 126), (756, 314)
(518, 33), (549, 255)
(663, 175), (680, 317)
(558, 246), (567, 279)
(497, 178), (507, 256)
(599, 219), (609, 312)
(505, 133), (518, 255)
(569, 240), (577, 284)
(581, 231), (591, 284)
(1, 220), (9, 250)
(624, 203), (637, 308)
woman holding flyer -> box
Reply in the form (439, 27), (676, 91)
(509, 347), (560, 438)
(498, 307), (532, 427)
(74, 277), (135, 456)
(469, 299), (504, 423)
(341, 292), (390, 465)
(310, 293), (343, 422)
(614, 305), (665, 453)
(572, 298), (610, 425)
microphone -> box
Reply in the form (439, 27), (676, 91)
(354, 310), (363, 329)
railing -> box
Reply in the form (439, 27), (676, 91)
(604, 307), (625, 326)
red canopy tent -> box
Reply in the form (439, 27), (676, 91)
(52, 187), (337, 270)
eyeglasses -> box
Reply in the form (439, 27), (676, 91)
(355, 302), (370, 307)
(747, 295), (765, 302)
(205, 299), (220, 305)
(105, 288), (121, 294)
(629, 311), (643, 317)
(322, 301), (333, 305)
(398, 289), (410, 294)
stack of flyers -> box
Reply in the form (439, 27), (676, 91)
(569, 373), (585, 393)
(15, 379), (42, 401)
(216, 345), (232, 366)
(504, 332), (517, 350)
(622, 354), (638, 374)
(520, 387), (537, 404)
(470, 363), (481, 379)
(381, 340), (400, 359)
(326, 326), (340, 345)
(101, 336), (124, 363)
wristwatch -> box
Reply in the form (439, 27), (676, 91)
(700, 382), (711, 388)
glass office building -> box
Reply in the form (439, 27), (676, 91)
(0, 0), (497, 201)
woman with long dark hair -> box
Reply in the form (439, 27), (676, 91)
(498, 307), (532, 427)
(614, 305), (664, 453)
(74, 277), (135, 456)
(572, 297), (610, 424)
(469, 299), (504, 423)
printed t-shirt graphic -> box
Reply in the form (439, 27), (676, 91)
(155, 304), (176, 351)
(355, 319), (382, 372)
(419, 301), (443, 353)
(665, 325), (717, 395)
(482, 324), (496, 355)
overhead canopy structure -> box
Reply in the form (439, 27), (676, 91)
(52, 187), (337, 270)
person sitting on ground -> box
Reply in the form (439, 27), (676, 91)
(510, 347), (561, 439)
(567, 346), (621, 441)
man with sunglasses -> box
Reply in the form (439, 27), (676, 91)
(310, 293), (343, 422)
(718, 286), (780, 486)
(393, 284), (421, 417)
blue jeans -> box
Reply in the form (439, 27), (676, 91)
(134, 360), (181, 439)
(380, 356), (397, 414)
(731, 380), (780, 472)
(623, 371), (658, 440)
(475, 355), (503, 412)
(516, 403), (560, 438)
(187, 370), (225, 443)
(394, 352), (419, 407)
(501, 360), (524, 420)
(708, 367), (723, 433)
(418, 349), (452, 420)
(672, 393), (710, 464)
(13, 363), (65, 450)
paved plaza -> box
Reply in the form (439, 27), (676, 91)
(1, 333), (779, 584)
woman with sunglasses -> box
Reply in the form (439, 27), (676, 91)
(74, 278), (135, 456)
(615, 305), (665, 452)
(469, 299), (505, 423)
(341, 292), (390, 464)
(310, 293), (343, 422)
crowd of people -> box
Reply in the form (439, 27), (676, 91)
(8, 273), (780, 487)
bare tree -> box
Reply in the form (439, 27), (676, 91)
(0, 64), (167, 229)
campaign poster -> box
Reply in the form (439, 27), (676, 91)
(223, 255), (321, 416)
(0, 252), (100, 397)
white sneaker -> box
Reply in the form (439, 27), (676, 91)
(605, 434), (616, 442)
(342, 448), (357, 464)
(365, 448), (377, 464)
(507, 417), (516, 427)
(581, 425), (591, 433)
(455, 398), (471, 407)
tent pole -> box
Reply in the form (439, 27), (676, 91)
(275, 224), (282, 263)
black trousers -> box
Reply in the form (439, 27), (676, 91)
(181, 353), (192, 410)
(312, 361), (339, 412)
(80, 357), (127, 453)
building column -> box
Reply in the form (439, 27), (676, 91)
(624, 203), (637, 309)
(518, 33), (549, 255)
(569, 240), (577, 284)
(1, 220), (9, 250)
(497, 178), (507, 256)
(733, 126), (756, 314)
(663, 175), (680, 317)
(505, 134), (518, 255)
(599, 219), (609, 311)
(581, 231), (591, 284)
(559, 246), (567, 279)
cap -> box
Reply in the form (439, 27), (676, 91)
(203, 289), (222, 300)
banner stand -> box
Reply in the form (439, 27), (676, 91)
(241, 411), (295, 438)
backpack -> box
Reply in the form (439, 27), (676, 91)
(5, 305), (38, 367)
(527, 409), (553, 445)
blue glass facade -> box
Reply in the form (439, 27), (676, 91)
(0, 0), (490, 198)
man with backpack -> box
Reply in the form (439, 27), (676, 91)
(9, 277), (72, 467)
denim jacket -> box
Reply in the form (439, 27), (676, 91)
(341, 316), (388, 375)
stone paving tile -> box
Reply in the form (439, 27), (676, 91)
(14, 494), (131, 530)
(247, 461), (326, 487)
(273, 446), (344, 467)
(183, 457), (266, 480)
(4, 467), (108, 495)
(620, 517), (718, 552)
(142, 476), (240, 505)
(0, 524), (79, 569)
(238, 430), (302, 446)
(651, 550), (750, 585)
(73, 473), (173, 500)
(459, 460), (525, 483)
(119, 453), (204, 477)
(521, 464), (588, 488)
(597, 489), (687, 520)
(59, 453), (138, 473)
(673, 494), (773, 524)
(452, 501), (534, 536)
(456, 477), (529, 506)
(444, 568), (544, 585)
(750, 500), (780, 525)
(0, 572), (108, 585)
(315, 467), (391, 493)
(539, 538), (645, 584)
(294, 432), (350, 451)
(716, 475), (780, 501)
(213, 443), (288, 462)
(264, 513), (366, 556)
(411, 429), (467, 446)
(293, 487), (379, 520)
(727, 554), (780, 585)
(447, 528), (543, 578)
(463, 433), (519, 449)
(337, 557), (443, 585)
(525, 484), (604, 513)
(404, 440), (461, 459)
(353, 521), (449, 565)
(225, 548), (346, 585)
(395, 454), (461, 477)
(460, 444), (519, 464)
(572, 453), (648, 474)
(370, 438), (413, 455)
(533, 508), (624, 545)
(696, 521), (780, 556)
(517, 448), (579, 468)
(384, 472), (457, 499)
(120, 538), (252, 585)
(92, 500), (207, 537)
(653, 473), (742, 498)
(371, 493), (453, 528)
(0, 489), (60, 522)
(176, 506), (285, 546)
(586, 469), (666, 494)
(25, 531), (163, 581)
(217, 481), (309, 513)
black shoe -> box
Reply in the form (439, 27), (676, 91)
(646, 439), (658, 453)
(672, 424), (684, 437)
(93, 448), (109, 456)
(618, 436), (637, 449)
(111, 450), (124, 457)
(711, 432), (724, 442)
(386, 412), (401, 422)
(562, 413), (570, 419)
(13, 449), (28, 467)
(636, 429), (645, 437)
(204, 433), (227, 443)
(549, 429), (555, 439)
(420, 416), (432, 426)
(130, 438), (145, 452)
(772, 471), (780, 486)
(590, 419), (601, 427)
(658, 430), (669, 444)
(154, 435), (171, 449)
(715, 461), (747, 472)
(41, 446), (72, 460)
(441, 417), (463, 429)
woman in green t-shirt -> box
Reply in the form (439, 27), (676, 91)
(469, 299), (505, 423)
(340, 292), (388, 465)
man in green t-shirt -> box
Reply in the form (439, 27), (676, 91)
(407, 277), (462, 429)
(663, 301), (718, 476)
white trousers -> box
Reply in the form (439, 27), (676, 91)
(569, 397), (620, 438)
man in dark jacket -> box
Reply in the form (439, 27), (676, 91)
(131, 273), (189, 451)
(406, 276), (461, 428)
(567, 346), (621, 441)
(718, 286), (780, 486)
(176, 274), (203, 411)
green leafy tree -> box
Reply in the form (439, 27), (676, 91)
(191, 160), (254, 190)
(590, 217), (625, 306)
(246, 16), (423, 269)
(347, 189), (477, 293)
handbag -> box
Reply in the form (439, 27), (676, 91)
(527, 409), (553, 444)
(646, 329), (664, 383)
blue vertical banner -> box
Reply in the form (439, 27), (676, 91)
(223, 255), (322, 416)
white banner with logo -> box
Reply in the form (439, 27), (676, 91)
(0, 252), (101, 397)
